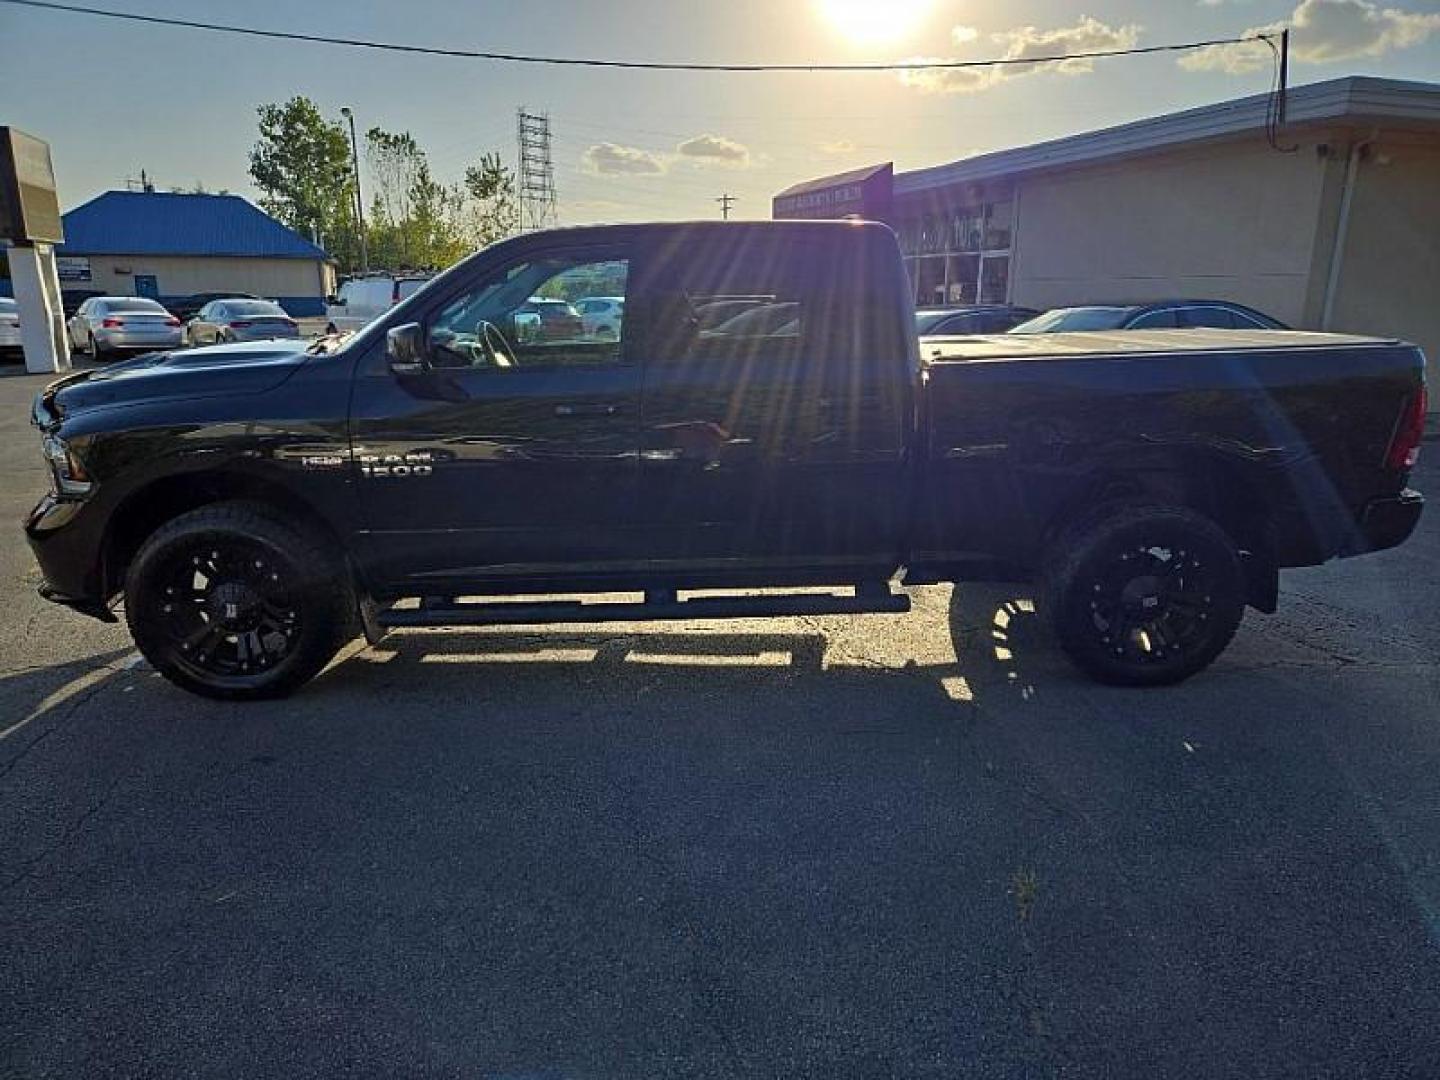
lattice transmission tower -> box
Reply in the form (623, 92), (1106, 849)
(516, 107), (557, 231)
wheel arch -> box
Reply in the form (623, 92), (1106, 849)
(103, 469), (348, 596)
(1038, 447), (1280, 612)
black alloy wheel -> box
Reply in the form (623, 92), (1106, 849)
(1044, 505), (1246, 686)
(125, 503), (354, 700)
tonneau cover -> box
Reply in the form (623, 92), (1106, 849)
(922, 329), (1402, 364)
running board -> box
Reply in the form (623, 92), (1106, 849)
(376, 586), (910, 629)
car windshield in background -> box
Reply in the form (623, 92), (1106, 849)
(1009, 307), (1130, 333)
(104, 299), (167, 313)
(0, 299), (16, 312)
(396, 280), (429, 301)
(224, 301), (288, 317)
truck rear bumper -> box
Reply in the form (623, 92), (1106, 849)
(1356, 489), (1424, 553)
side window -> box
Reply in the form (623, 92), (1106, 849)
(643, 242), (806, 367)
(1179, 306), (1238, 329)
(428, 253), (630, 371)
(1129, 308), (1179, 329)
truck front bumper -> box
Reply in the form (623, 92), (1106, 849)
(1357, 489), (1424, 553)
(25, 493), (112, 621)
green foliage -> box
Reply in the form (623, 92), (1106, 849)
(249, 96), (360, 269)
(249, 99), (517, 274)
(365, 129), (518, 271)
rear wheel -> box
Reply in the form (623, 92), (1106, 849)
(87, 333), (105, 360)
(124, 503), (355, 700)
(1042, 504), (1246, 686)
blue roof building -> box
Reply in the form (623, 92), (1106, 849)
(53, 191), (335, 316)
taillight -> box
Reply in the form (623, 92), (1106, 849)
(101, 317), (124, 327)
(1385, 385), (1427, 471)
(165, 317), (181, 327)
(229, 321), (253, 329)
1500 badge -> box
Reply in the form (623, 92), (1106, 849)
(359, 451), (437, 478)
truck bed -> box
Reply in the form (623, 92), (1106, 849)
(915, 330), (1425, 575)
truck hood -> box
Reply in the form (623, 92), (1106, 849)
(38, 340), (311, 424)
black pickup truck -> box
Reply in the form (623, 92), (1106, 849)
(25, 221), (1427, 700)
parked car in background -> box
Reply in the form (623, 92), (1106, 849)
(0, 298), (21, 360)
(170, 291), (262, 323)
(916, 305), (1041, 336)
(513, 297), (584, 343)
(1009, 301), (1288, 334)
(185, 299), (299, 345)
(707, 301), (801, 338)
(65, 296), (182, 359)
(60, 289), (104, 319)
(576, 296), (624, 337)
(325, 274), (433, 333)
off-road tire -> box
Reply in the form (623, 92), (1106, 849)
(1042, 504), (1246, 687)
(124, 502), (355, 700)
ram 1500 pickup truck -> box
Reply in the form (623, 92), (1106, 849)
(25, 221), (1427, 700)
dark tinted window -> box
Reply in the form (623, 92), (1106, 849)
(639, 227), (907, 371)
(1128, 308), (1181, 329)
(224, 300), (288, 317)
(1174, 306), (1235, 329)
(104, 298), (166, 313)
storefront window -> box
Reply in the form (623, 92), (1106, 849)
(979, 255), (1010, 303)
(916, 257), (946, 306)
(952, 210), (983, 253)
(984, 201), (1014, 251)
(945, 254), (980, 303)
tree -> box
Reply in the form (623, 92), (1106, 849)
(365, 129), (517, 270)
(249, 97), (359, 269)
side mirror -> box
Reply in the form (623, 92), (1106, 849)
(386, 322), (429, 376)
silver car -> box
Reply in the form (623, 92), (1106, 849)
(185, 299), (300, 345)
(0, 298), (21, 360)
(66, 297), (183, 359)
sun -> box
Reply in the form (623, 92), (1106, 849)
(816, 0), (935, 47)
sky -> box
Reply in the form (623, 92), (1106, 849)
(5, 0), (1439, 224)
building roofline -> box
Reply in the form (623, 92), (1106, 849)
(895, 75), (1440, 197)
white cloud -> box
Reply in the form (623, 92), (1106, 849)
(582, 142), (666, 177)
(952, 25), (980, 44)
(901, 16), (1141, 94)
(676, 134), (752, 166)
(1181, 0), (1440, 73)
(819, 139), (858, 155)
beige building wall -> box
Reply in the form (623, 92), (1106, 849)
(1009, 137), (1334, 326)
(1326, 136), (1440, 368)
(76, 255), (332, 299)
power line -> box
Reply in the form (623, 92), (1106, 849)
(0, 0), (1277, 74)
(715, 194), (737, 220)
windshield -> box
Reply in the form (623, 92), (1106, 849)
(1009, 306), (1131, 333)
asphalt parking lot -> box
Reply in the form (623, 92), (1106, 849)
(1, 361), (1438, 1078)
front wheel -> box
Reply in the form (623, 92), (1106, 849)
(124, 503), (355, 700)
(1042, 504), (1246, 687)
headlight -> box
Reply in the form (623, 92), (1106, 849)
(41, 434), (93, 497)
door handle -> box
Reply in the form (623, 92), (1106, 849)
(554, 403), (622, 418)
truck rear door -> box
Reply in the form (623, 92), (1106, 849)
(630, 224), (913, 577)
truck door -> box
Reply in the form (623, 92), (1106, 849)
(348, 241), (642, 589)
(632, 225), (912, 576)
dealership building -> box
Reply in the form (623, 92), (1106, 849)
(52, 190), (335, 315)
(774, 76), (1440, 366)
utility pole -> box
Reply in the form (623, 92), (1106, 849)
(517, 107), (557, 232)
(341, 107), (369, 273)
(716, 193), (736, 220)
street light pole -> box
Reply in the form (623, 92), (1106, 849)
(340, 107), (369, 273)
